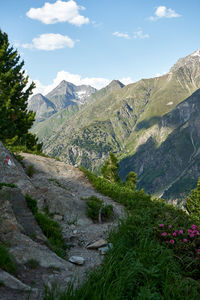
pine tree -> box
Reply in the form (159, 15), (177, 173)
(125, 171), (137, 191)
(186, 179), (200, 219)
(101, 152), (121, 183)
(0, 28), (41, 151)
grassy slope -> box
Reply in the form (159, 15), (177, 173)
(44, 170), (200, 299)
(32, 104), (79, 142)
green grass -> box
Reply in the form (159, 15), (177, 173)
(43, 169), (200, 299)
(27, 259), (40, 269)
(25, 194), (68, 259)
(0, 244), (17, 274)
(0, 182), (17, 189)
(26, 164), (35, 177)
(35, 213), (68, 258)
(25, 194), (38, 215)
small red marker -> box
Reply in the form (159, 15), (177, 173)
(5, 156), (12, 166)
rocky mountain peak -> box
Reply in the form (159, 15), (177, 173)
(190, 49), (200, 57)
(170, 49), (200, 73)
(105, 80), (125, 93)
(109, 80), (124, 88)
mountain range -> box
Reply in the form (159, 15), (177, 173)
(30, 49), (200, 202)
(28, 80), (97, 122)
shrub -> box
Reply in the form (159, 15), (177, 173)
(101, 152), (121, 183)
(125, 171), (137, 191)
(27, 259), (40, 269)
(26, 164), (35, 177)
(86, 196), (103, 220)
(0, 244), (17, 274)
(102, 204), (114, 220)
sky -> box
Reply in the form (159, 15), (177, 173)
(0, 0), (200, 94)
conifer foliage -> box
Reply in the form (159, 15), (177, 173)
(0, 28), (41, 151)
(101, 152), (121, 183)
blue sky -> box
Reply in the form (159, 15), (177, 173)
(0, 0), (200, 94)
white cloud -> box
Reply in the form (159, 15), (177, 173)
(133, 30), (149, 39)
(113, 29), (149, 40)
(113, 32), (130, 39)
(22, 33), (75, 51)
(149, 6), (181, 21)
(31, 71), (133, 95)
(26, 0), (89, 26)
(120, 77), (133, 85)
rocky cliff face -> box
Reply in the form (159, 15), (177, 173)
(119, 89), (200, 203)
(28, 93), (56, 122)
(0, 142), (124, 299)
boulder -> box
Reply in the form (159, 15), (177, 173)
(87, 239), (107, 249)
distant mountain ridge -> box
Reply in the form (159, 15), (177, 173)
(33, 49), (200, 202)
(41, 50), (200, 171)
(28, 80), (97, 122)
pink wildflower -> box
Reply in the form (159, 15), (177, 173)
(197, 249), (200, 254)
(159, 224), (164, 228)
(190, 233), (195, 238)
(175, 230), (178, 233)
(183, 239), (188, 243)
(169, 240), (175, 244)
(188, 229), (192, 233)
(192, 224), (197, 230)
(168, 225), (172, 229)
(161, 232), (167, 237)
(172, 232), (177, 236)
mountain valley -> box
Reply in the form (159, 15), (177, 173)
(29, 50), (200, 202)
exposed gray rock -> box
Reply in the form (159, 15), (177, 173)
(8, 232), (72, 270)
(0, 187), (45, 241)
(0, 142), (35, 195)
(69, 256), (85, 265)
(0, 269), (37, 292)
(99, 243), (113, 255)
(87, 239), (107, 249)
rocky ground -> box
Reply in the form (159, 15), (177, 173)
(0, 142), (125, 299)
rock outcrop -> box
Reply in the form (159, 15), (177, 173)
(0, 143), (125, 299)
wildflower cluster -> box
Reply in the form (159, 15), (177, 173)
(153, 223), (200, 258)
